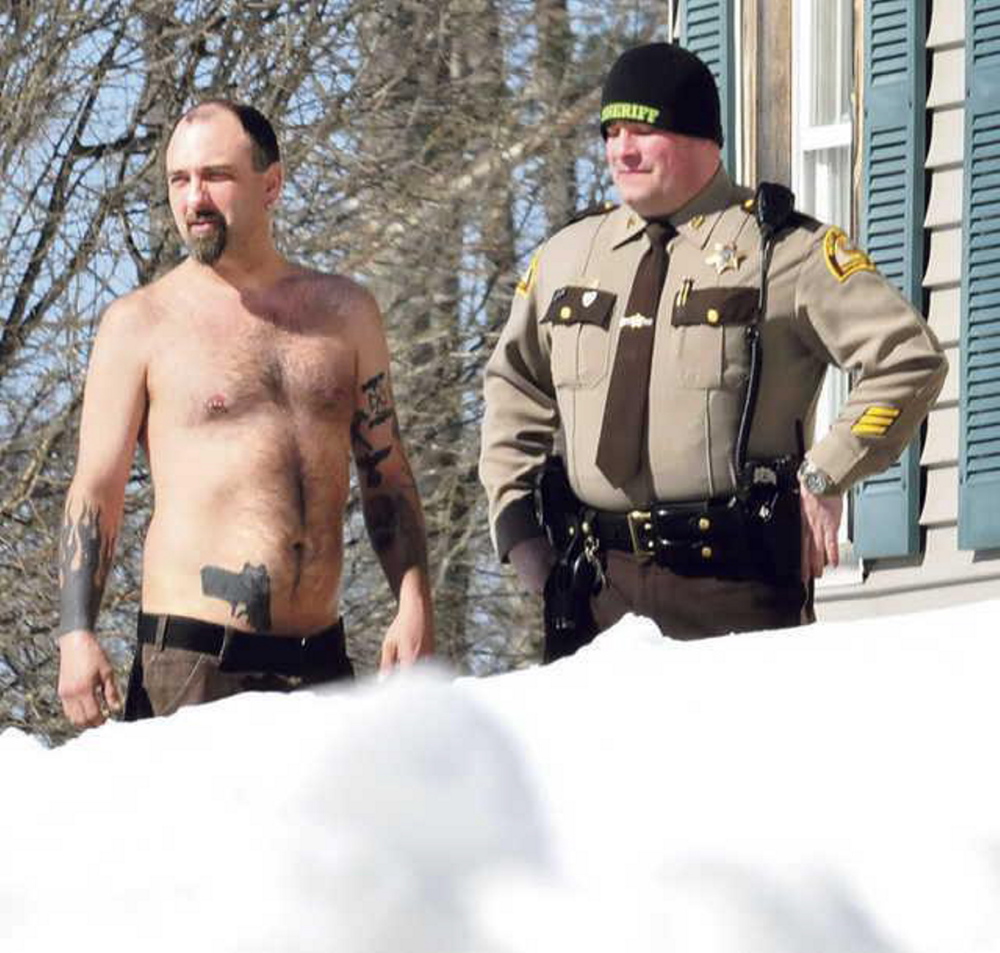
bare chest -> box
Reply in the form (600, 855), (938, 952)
(148, 314), (355, 427)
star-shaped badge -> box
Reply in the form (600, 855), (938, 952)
(705, 242), (745, 276)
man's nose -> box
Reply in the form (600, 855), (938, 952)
(185, 177), (209, 206)
(614, 131), (641, 162)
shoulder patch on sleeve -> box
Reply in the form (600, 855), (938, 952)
(823, 226), (876, 283)
(515, 252), (539, 297)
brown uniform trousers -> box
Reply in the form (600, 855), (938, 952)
(480, 167), (946, 650)
(545, 553), (812, 661)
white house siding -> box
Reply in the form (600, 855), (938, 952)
(818, 1), (1000, 620)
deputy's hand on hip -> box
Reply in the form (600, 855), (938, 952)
(799, 486), (844, 582)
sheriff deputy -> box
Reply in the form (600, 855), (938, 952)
(479, 42), (947, 661)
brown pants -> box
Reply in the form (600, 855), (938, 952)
(545, 551), (812, 660)
(124, 614), (354, 721)
(592, 550), (812, 639)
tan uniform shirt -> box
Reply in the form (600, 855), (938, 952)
(480, 167), (947, 559)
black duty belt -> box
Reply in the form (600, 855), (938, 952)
(590, 497), (748, 573)
(137, 612), (347, 677)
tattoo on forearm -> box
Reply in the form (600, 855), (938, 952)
(200, 562), (272, 631)
(363, 493), (429, 588)
(351, 371), (398, 488)
(58, 501), (115, 634)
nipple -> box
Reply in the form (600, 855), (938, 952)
(206, 393), (228, 414)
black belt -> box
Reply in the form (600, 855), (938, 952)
(137, 612), (349, 678)
(590, 498), (746, 571)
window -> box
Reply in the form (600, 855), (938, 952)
(791, 0), (860, 580)
(792, 0), (854, 228)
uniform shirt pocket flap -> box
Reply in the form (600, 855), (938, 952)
(541, 287), (616, 328)
(672, 288), (758, 327)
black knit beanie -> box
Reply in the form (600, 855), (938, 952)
(600, 42), (723, 146)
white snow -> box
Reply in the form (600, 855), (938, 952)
(2, 598), (999, 953)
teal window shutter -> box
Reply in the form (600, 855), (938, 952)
(959, 0), (1000, 550)
(853, 0), (927, 559)
(679, 0), (736, 175)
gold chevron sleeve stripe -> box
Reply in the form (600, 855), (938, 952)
(863, 406), (900, 419)
(851, 405), (901, 436)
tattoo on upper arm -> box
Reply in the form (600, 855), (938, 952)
(362, 372), (393, 425)
(352, 412), (391, 488)
(363, 493), (428, 581)
(58, 501), (114, 634)
(351, 371), (398, 487)
(200, 562), (272, 631)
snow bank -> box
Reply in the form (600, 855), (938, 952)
(2, 598), (998, 953)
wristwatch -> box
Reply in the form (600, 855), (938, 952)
(797, 459), (835, 496)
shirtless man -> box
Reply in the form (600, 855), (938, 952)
(56, 100), (434, 729)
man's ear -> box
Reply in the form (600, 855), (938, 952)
(263, 162), (283, 209)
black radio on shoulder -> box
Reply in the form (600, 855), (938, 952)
(755, 182), (795, 239)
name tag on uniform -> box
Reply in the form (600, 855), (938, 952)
(541, 287), (616, 328)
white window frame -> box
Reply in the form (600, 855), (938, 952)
(791, 0), (861, 585)
(791, 0), (854, 218)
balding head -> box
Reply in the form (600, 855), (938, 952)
(171, 100), (280, 172)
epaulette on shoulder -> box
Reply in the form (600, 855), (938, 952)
(562, 200), (618, 229)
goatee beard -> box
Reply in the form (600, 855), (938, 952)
(186, 218), (227, 265)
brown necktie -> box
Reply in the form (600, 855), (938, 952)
(596, 220), (675, 488)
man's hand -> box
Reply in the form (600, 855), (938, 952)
(799, 484), (844, 582)
(509, 536), (558, 595)
(379, 605), (434, 673)
(57, 630), (122, 728)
